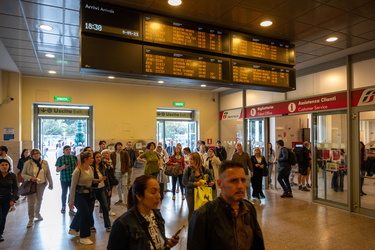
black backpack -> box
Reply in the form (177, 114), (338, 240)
(293, 147), (304, 165)
(287, 148), (297, 165)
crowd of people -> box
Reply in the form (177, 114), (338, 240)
(0, 138), (358, 248)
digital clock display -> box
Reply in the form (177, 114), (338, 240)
(81, 0), (141, 40)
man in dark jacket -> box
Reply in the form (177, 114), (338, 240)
(214, 140), (227, 161)
(276, 140), (293, 198)
(188, 160), (264, 250)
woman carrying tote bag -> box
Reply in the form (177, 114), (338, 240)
(21, 148), (53, 228)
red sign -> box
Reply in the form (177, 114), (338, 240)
(245, 92), (347, 118)
(207, 139), (212, 144)
(351, 88), (375, 107)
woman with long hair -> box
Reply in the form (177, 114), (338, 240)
(22, 148), (53, 228)
(167, 147), (185, 200)
(182, 152), (214, 220)
(108, 175), (179, 249)
(90, 151), (111, 232)
(250, 147), (268, 202)
(204, 148), (221, 199)
(0, 159), (18, 241)
(68, 151), (106, 245)
(101, 149), (116, 216)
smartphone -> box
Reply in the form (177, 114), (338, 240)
(173, 225), (185, 239)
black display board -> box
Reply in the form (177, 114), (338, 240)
(80, 0), (296, 91)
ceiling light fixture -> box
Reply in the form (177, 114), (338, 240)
(48, 70), (56, 74)
(108, 76), (115, 79)
(260, 21), (273, 27)
(158, 80), (164, 84)
(39, 24), (53, 31)
(201, 84), (206, 87)
(45, 53), (55, 58)
(326, 37), (338, 42)
(168, 0), (182, 6)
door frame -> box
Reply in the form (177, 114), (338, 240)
(351, 105), (375, 217)
(33, 103), (93, 150)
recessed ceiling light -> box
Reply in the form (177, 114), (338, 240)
(39, 24), (53, 31)
(158, 80), (164, 84)
(45, 53), (55, 58)
(326, 37), (338, 42)
(201, 84), (206, 87)
(108, 76), (115, 79)
(48, 70), (56, 74)
(260, 21), (273, 27)
(168, 0), (182, 6)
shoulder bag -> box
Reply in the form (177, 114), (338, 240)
(19, 167), (41, 196)
(164, 163), (181, 176)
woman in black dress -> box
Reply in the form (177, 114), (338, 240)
(250, 147), (268, 202)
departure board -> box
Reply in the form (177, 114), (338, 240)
(232, 60), (295, 88)
(81, 0), (141, 40)
(144, 47), (230, 81)
(232, 33), (295, 65)
(144, 15), (230, 53)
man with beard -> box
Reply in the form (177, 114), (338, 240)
(187, 160), (264, 250)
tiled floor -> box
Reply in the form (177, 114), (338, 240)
(2, 166), (375, 250)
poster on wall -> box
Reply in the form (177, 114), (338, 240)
(3, 127), (14, 141)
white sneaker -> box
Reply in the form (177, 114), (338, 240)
(79, 237), (93, 245)
(109, 210), (116, 216)
(68, 229), (80, 236)
(172, 195), (176, 200)
(182, 195), (185, 200)
(35, 214), (43, 221)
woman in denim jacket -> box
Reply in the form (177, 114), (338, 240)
(107, 175), (179, 250)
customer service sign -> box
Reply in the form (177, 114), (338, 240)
(245, 92), (347, 118)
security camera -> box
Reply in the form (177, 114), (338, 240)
(6, 97), (14, 102)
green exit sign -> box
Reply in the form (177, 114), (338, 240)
(54, 96), (71, 102)
(173, 102), (185, 107)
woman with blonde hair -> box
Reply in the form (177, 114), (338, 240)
(22, 148), (53, 228)
(250, 147), (268, 202)
(68, 151), (106, 245)
(182, 152), (214, 220)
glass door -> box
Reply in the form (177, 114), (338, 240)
(156, 120), (197, 150)
(358, 110), (375, 212)
(313, 111), (348, 206)
(247, 119), (264, 155)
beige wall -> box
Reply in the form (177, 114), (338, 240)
(21, 77), (219, 149)
(0, 71), (23, 167)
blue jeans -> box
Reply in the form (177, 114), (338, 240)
(91, 187), (111, 228)
(60, 180), (71, 208)
(172, 174), (184, 195)
(115, 172), (128, 202)
(278, 167), (292, 193)
(70, 193), (92, 238)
